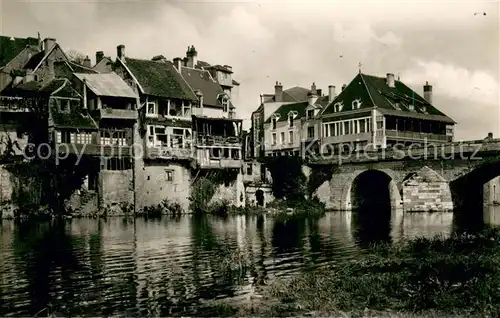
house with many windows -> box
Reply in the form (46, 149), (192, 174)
(170, 46), (243, 170)
(113, 45), (198, 211)
(258, 82), (330, 157)
(319, 72), (455, 154)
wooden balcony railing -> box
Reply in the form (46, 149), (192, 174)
(0, 97), (30, 112)
(199, 159), (243, 169)
(93, 108), (138, 120)
(385, 130), (449, 141)
(55, 143), (133, 157)
(196, 135), (241, 147)
(145, 147), (193, 160)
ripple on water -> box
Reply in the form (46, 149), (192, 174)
(0, 211), (457, 316)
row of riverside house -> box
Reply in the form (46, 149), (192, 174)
(0, 34), (245, 216)
(243, 73), (456, 206)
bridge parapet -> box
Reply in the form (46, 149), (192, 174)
(307, 139), (500, 166)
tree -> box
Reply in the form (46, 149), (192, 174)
(66, 49), (87, 65)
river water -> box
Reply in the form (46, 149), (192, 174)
(1, 206), (500, 316)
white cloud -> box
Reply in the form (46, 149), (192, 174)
(403, 60), (499, 106)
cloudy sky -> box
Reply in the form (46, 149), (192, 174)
(1, 0), (498, 140)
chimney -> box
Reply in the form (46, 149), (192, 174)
(43, 38), (56, 55)
(274, 81), (283, 102)
(96, 51), (104, 64)
(316, 89), (322, 97)
(423, 81), (433, 104)
(173, 57), (182, 72)
(328, 85), (336, 103)
(341, 84), (346, 91)
(83, 55), (91, 68)
(311, 82), (317, 95)
(386, 73), (395, 88)
(307, 91), (318, 106)
(117, 44), (125, 60)
(186, 45), (198, 68)
(195, 90), (203, 114)
(488, 132), (493, 139)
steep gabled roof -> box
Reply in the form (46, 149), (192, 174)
(314, 95), (330, 108)
(68, 61), (98, 74)
(23, 51), (45, 70)
(264, 86), (312, 103)
(0, 35), (39, 68)
(206, 64), (233, 73)
(180, 67), (225, 108)
(283, 86), (311, 102)
(74, 73), (136, 98)
(265, 101), (308, 124)
(123, 57), (197, 101)
(321, 73), (455, 123)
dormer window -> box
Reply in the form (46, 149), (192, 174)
(288, 111), (298, 127)
(222, 98), (229, 112)
(307, 109), (314, 119)
(146, 101), (156, 117)
(352, 99), (362, 110)
(271, 114), (280, 130)
(334, 102), (343, 113)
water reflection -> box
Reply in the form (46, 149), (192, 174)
(351, 206), (392, 247)
(0, 208), (489, 316)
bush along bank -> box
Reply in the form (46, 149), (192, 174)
(207, 226), (500, 317)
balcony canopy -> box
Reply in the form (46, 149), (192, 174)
(74, 73), (137, 99)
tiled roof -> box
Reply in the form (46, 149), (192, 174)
(207, 64), (232, 73)
(180, 67), (224, 108)
(283, 86), (311, 102)
(264, 101), (308, 124)
(196, 60), (211, 69)
(74, 73), (137, 98)
(124, 58), (197, 100)
(314, 95), (330, 108)
(68, 61), (98, 74)
(23, 51), (45, 70)
(0, 35), (39, 68)
(265, 86), (311, 103)
(50, 107), (98, 129)
(321, 73), (455, 123)
(11, 78), (80, 99)
(54, 61), (74, 79)
(14, 80), (43, 92)
(41, 78), (67, 94)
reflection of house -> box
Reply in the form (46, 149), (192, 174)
(319, 73), (455, 153)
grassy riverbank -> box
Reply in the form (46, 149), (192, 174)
(205, 226), (500, 317)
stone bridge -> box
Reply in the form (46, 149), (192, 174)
(305, 138), (500, 212)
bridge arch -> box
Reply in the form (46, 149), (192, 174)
(450, 160), (500, 212)
(343, 169), (402, 211)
